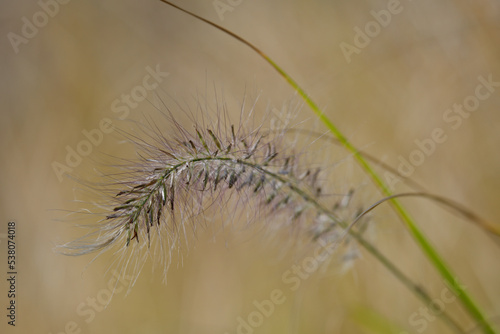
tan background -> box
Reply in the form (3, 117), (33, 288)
(1, 0), (499, 333)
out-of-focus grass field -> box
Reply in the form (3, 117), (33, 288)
(1, 1), (499, 333)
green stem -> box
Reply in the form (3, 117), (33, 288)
(157, 2), (497, 332)
(261, 59), (496, 334)
(158, 155), (466, 333)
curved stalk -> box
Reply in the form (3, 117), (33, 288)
(157, 2), (497, 333)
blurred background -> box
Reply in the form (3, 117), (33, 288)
(1, 0), (499, 333)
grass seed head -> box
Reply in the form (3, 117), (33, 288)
(58, 99), (367, 285)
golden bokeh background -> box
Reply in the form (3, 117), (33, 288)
(1, 0), (499, 333)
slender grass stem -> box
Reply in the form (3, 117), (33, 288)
(266, 57), (498, 334)
(145, 155), (467, 333)
(157, 2), (497, 333)
(265, 53), (497, 334)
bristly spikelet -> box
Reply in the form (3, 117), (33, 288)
(59, 100), (365, 285)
